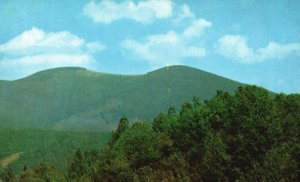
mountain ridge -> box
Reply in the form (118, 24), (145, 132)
(3, 65), (231, 82)
(0, 65), (244, 131)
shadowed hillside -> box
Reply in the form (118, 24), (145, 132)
(0, 65), (243, 131)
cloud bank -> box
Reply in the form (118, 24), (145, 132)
(216, 35), (300, 63)
(83, 0), (173, 24)
(0, 27), (105, 80)
(121, 18), (212, 67)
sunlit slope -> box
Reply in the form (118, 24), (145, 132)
(0, 65), (243, 131)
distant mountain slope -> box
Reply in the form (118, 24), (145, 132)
(0, 65), (244, 131)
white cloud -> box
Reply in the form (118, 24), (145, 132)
(173, 4), (195, 23)
(0, 28), (81, 51)
(1, 54), (92, 67)
(183, 19), (212, 38)
(257, 42), (300, 60)
(86, 42), (106, 53)
(0, 27), (105, 80)
(83, 0), (173, 24)
(121, 18), (211, 67)
(216, 35), (254, 62)
(216, 34), (300, 63)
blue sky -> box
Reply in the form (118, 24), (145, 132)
(0, 0), (299, 93)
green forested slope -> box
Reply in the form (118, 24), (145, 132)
(0, 65), (243, 131)
(0, 129), (110, 172)
(3, 86), (298, 181)
(69, 86), (300, 181)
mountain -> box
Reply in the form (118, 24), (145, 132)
(0, 65), (244, 131)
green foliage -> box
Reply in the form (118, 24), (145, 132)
(20, 163), (66, 182)
(88, 85), (299, 181)
(114, 122), (161, 169)
(69, 149), (85, 179)
(109, 117), (129, 146)
(0, 168), (16, 182)
(0, 129), (111, 173)
(1, 85), (299, 181)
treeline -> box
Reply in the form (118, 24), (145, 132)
(1, 86), (299, 181)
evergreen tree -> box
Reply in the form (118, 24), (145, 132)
(109, 117), (129, 146)
(69, 149), (85, 180)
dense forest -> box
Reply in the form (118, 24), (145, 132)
(1, 85), (299, 181)
(0, 129), (111, 173)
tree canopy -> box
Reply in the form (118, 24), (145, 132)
(2, 85), (299, 181)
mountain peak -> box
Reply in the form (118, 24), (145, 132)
(148, 65), (197, 73)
